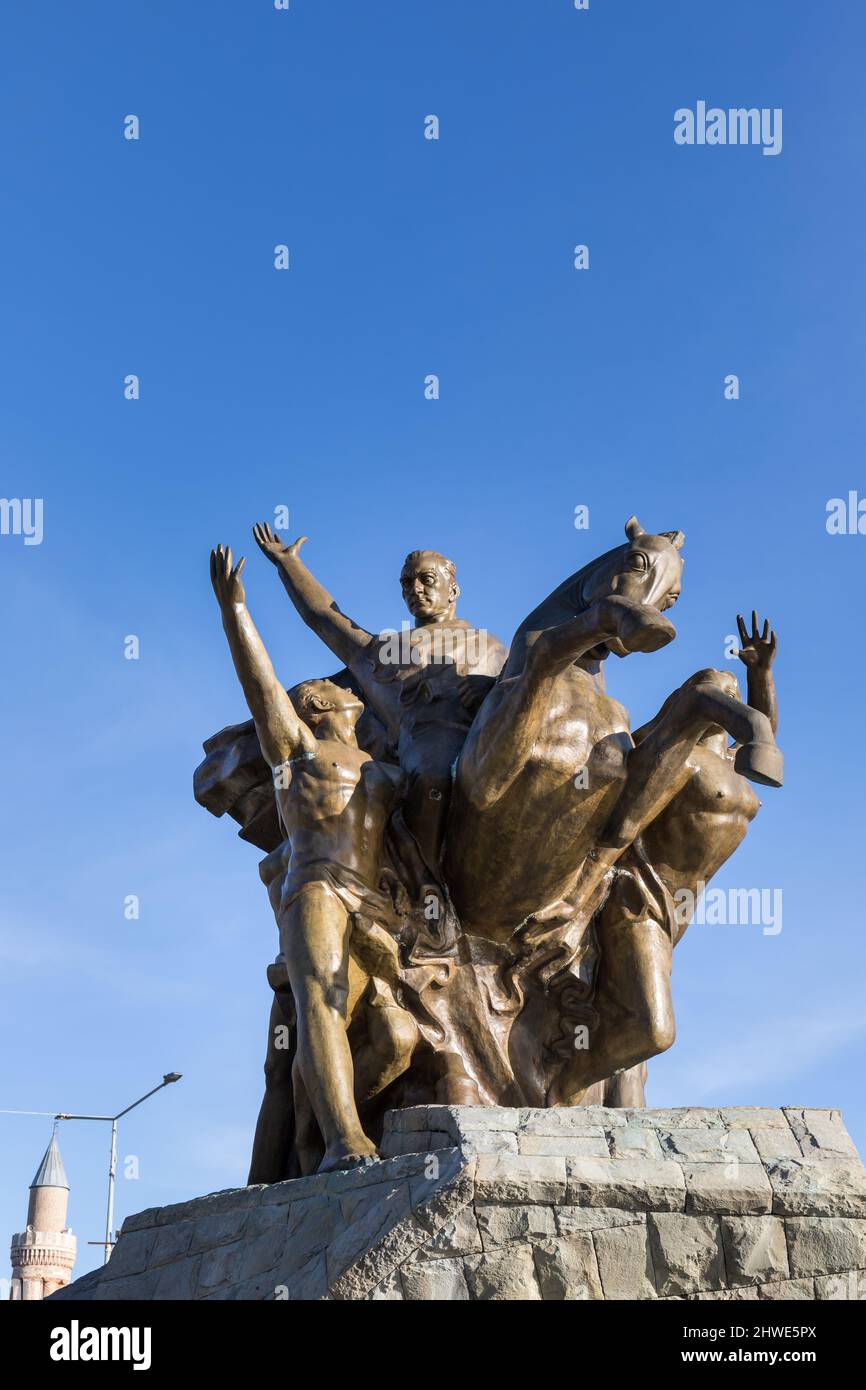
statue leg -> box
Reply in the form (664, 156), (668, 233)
(603, 682), (782, 854)
(400, 766), (455, 872)
(278, 884), (378, 1173)
(548, 907), (674, 1105)
(556, 678), (784, 943)
(457, 597), (676, 812)
(292, 1061), (324, 1175)
(603, 1061), (648, 1107)
(247, 993), (296, 1185)
(350, 980), (420, 1102)
(435, 1052), (485, 1104)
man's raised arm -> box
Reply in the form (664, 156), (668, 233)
(736, 611), (778, 735)
(210, 545), (313, 771)
(253, 524), (375, 671)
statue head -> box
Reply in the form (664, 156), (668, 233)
(613, 515), (683, 610)
(288, 678), (364, 739)
(632, 668), (739, 747)
(683, 668), (740, 700)
(400, 550), (460, 625)
(576, 516), (684, 657)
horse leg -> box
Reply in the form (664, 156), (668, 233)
(604, 1061), (648, 1108)
(457, 598), (676, 811)
(601, 681), (782, 854)
(548, 906), (674, 1105)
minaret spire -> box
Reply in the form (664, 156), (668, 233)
(9, 1126), (77, 1300)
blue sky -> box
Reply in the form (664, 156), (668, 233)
(2, 1), (865, 1281)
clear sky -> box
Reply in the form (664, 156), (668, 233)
(2, 1), (864, 1282)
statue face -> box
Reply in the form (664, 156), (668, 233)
(613, 535), (683, 612)
(294, 680), (363, 729)
(317, 682), (364, 716)
(400, 557), (456, 622)
(584, 533), (683, 620)
(707, 670), (739, 700)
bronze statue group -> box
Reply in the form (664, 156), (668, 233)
(197, 518), (781, 1180)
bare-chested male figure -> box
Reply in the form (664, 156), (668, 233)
(635, 612), (778, 945)
(251, 525), (507, 870)
(549, 613), (779, 1104)
(210, 544), (406, 1172)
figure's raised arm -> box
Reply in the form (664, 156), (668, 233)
(253, 524), (375, 669)
(736, 612), (778, 735)
(210, 545), (314, 770)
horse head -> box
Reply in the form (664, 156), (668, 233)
(504, 517), (685, 676)
(579, 516), (684, 655)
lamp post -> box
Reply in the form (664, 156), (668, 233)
(56, 1073), (182, 1264)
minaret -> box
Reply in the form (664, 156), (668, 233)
(9, 1128), (77, 1300)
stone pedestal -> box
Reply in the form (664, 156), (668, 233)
(50, 1106), (866, 1301)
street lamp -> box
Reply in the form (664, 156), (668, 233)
(56, 1073), (182, 1264)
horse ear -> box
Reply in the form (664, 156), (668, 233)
(625, 516), (643, 541)
(660, 529), (685, 550)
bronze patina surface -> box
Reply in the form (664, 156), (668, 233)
(197, 518), (782, 1180)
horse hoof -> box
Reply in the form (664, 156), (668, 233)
(609, 607), (677, 656)
(734, 740), (784, 788)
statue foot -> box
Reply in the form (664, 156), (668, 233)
(734, 740), (784, 788)
(317, 1137), (379, 1175)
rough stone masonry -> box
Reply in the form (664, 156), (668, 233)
(50, 1107), (866, 1302)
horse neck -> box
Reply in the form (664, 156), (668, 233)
(554, 544), (624, 614)
(502, 543), (625, 683)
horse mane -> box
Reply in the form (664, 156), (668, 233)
(541, 543), (626, 615)
(508, 527), (682, 664)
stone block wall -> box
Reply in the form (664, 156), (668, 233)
(50, 1106), (866, 1301)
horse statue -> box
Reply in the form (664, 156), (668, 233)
(442, 517), (782, 1099)
(196, 514), (784, 1173)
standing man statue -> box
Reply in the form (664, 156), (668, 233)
(251, 525), (508, 868)
(209, 544), (408, 1172)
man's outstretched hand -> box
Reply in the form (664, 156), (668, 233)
(253, 522), (308, 566)
(736, 611), (777, 670)
(210, 544), (246, 608)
